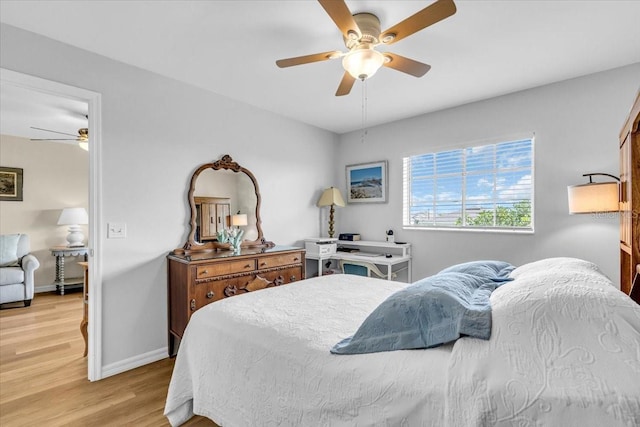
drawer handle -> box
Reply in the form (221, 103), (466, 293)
(190, 299), (196, 311)
(206, 291), (214, 299)
(200, 270), (208, 275)
(293, 257), (299, 261)
(260, 262), (267, 267)
(245, 264), (252, 269)
(290, 276), (297, 282)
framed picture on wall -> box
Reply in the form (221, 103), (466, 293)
(0, 167), (23, 202)
(346, 160), (388, 203)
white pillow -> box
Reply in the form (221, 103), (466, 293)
(0, 234), (21, 267)
(509, 257), (601, 280)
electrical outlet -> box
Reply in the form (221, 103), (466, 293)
(107, 222), (127, 239)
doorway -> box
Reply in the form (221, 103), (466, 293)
(0, 68), (103, 380)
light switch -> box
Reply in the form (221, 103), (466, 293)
(107, 222), (127, 239)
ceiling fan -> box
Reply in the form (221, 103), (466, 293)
(276, 0), (457, 96)
(30, 126), (89, 150)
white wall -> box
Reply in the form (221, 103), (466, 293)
(0, 134), (88, 288)
(1, 23), (338, 370)
(337, 63), (640, 285)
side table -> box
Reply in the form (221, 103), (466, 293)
(50, 246), (88, 295)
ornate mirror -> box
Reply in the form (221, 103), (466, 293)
(182, 155), (273, 251)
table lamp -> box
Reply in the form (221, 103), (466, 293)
(57, 207), (89, 247)
(231, 214), (248, 228)
(317, 187), (345, 238)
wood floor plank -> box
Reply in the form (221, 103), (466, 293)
(0, 292), (217, 426)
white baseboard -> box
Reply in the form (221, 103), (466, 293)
(100, 347), (168, 379)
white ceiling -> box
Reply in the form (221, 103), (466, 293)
(0, 82), (88, 143)
(1, 0), (639, 136)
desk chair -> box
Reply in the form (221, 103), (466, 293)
(339, 260), (396, 280)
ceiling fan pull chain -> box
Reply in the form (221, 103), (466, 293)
(361, 79), (368, 144)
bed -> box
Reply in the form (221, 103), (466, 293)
(164, 257), (640, 426)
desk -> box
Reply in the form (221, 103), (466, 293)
(78, 261), (88, 357)
(305, 240), (412, 282)
(50, 246), (88, 295)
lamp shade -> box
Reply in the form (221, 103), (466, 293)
(231, 214), (248, 227)
(57, 207), (89, 225)
(317, 187), (346, 207)
(567, 182), (619, 214)
(342, 47), (385, 80)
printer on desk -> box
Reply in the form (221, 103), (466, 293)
(304, 238), (338, 256)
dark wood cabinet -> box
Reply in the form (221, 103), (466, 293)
(167, 246), (305, 355)
(620, 92), (640, 303)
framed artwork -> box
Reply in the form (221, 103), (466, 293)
(0, 167), (23, 202)
(346, 160), (388, 203)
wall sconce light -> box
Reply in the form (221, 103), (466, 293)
(567, 173), (620, 214)
(317, 187), (346, 238)
(57, 207), (89, 247)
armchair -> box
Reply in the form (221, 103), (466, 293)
(0, 234), (40, 307)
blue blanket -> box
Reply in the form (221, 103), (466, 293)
(330, 261), (515, 355)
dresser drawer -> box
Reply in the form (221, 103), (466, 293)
(193, 280), (229, 310)
(196, 259), (257, 279)
(261, 266), (303, 284)
(257, 252), (304, 269)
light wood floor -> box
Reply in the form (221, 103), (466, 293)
(0, 292), (217, 427)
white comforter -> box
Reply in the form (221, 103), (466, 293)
(165, 274), (452, 426)
(445, 257), (640, 426)
(165, 258), (640, 426)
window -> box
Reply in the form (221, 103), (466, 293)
(403, 138), (534, 232)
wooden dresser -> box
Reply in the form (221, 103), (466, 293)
(620, 91), (640, 304)
(167, 245), (305, 355)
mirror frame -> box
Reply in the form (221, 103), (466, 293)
(182, 154), (274, 252)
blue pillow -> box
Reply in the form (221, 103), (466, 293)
(438, 260), (515, 282)
(330, 272), (500, 355)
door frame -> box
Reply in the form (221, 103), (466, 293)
(1, 68), (103, 381)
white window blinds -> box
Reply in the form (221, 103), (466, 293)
(403, 138), (534, 232)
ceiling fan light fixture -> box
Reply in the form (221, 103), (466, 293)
(78, 128), (89, 142)
(78, 128), (89, 150)
(342, 46), (384, 80)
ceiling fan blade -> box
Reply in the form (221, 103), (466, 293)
(318, 0), (361, 39)
(335, 72), (356, 96)
(380, 0), (456, 45)
(30, 126), (79, 137)
(276, 51), (342, 68)
(382, 53), (431, 77)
